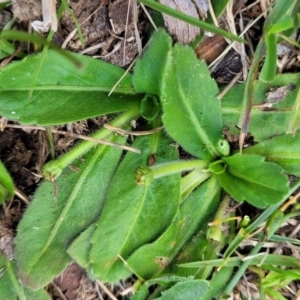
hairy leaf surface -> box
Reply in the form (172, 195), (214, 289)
(0, 254), (51, 300)
(89, 134), (180, 282)
(68, 223), (96, 268)
(212, 155), (289, 208)
(133, 29), (172, 95)
(127, 177), (220, 279)
(161, 44), (222, 160)
(155, 280), (209, 300)
(242, 131), (300, 176)
(0, 50), (140, 125)
(14, 136), (125, 289)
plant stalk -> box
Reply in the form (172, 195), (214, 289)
(43, 105), (140, 180)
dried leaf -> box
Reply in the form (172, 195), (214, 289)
(159, 0), (200, 44)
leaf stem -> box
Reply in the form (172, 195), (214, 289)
(43, 105), (140, 180)
(151, 159), (209, 179)
(238, 39), (265, 150)
(180, 168), (211, 201)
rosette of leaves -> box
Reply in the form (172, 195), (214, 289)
(1, 28), (298, 300)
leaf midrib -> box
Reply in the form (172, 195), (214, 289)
(178, 83), (219, 158)
(27, 145), (107, 274)
(228, 167), (287, 192)
(1, 86), (136, 94)
(101, 183), (149, 278)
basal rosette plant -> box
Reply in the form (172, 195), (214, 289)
(0, 28), (300, 299)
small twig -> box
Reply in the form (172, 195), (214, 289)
(140, 3), (157, 30)
(3, 124), (140, 154)
(62, 4), (103, 49)
(51, 281), (68, 300)
(104, 124), (163, 136)
(108, 38), (151, 96)
(209, 12), (264, 70)
(97, 281), (118, 300)
(0, 45), (22, 69)
(95, 282), (105, 300)
(14, 188), (30, 204)
(216, 72), (242, 100)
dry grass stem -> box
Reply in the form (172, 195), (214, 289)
(3, 124), (140, 153)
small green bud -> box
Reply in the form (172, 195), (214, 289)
(43, 161), (64, 181)
(217, 139), (230, 157)
(135, 166), (154, 186)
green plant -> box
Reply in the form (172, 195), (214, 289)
(0, 160), (14, 204)
(238, 0), (300, 147)
(0, 7), (300, 299)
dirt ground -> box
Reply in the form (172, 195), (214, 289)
(1, 0), (300, 299)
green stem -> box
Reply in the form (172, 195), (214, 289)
(223, 242), (262, 296)
(43, 105), (140, 180)
(5, 260), (26, 300)
(238, 39), (265, 149)
(180, 168), (211, 202)
(151, 159), (209, 179)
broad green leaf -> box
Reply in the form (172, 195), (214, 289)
(287, 86), (300, 134)
(211, 155), (289, 208)
(0, 254), (51, 300)
(132, 276), (195, 300)
(133, 29), (172, 95)
(154, 280), (209, 300)
(89, 133), (180, 282)
(161, 44), (222, 160)
(242, 131), (300, 176)
(0, 50), (141, 125)
(68, 223), (96, 269)
(14, 136), (126, 289)
(0, 160), (14, 204)
(127, 177), (220, 280)
(221, 73), (300, 141)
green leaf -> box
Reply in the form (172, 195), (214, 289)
(0, 50), (141, 125)
(206, 266), (234, 299)
(221, 73), (300, 141)
(88, 133), (180, 282)
(127, 177), (220, 280)
(140, 94), (161, 121)
(133, 29), (172, 95)
(0, 160), (14, 204)
(0, 254), (51, 300)
(287, 86), (300, 134)
(242, 131), (300, 176)
(154, 280), (209, 300)
(68, 223), (96, 269)
(132, 276), (195, 300)
(211, 155), (289, 208)
(161, 44), (222, 160)
(14, 136), (126, 289)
